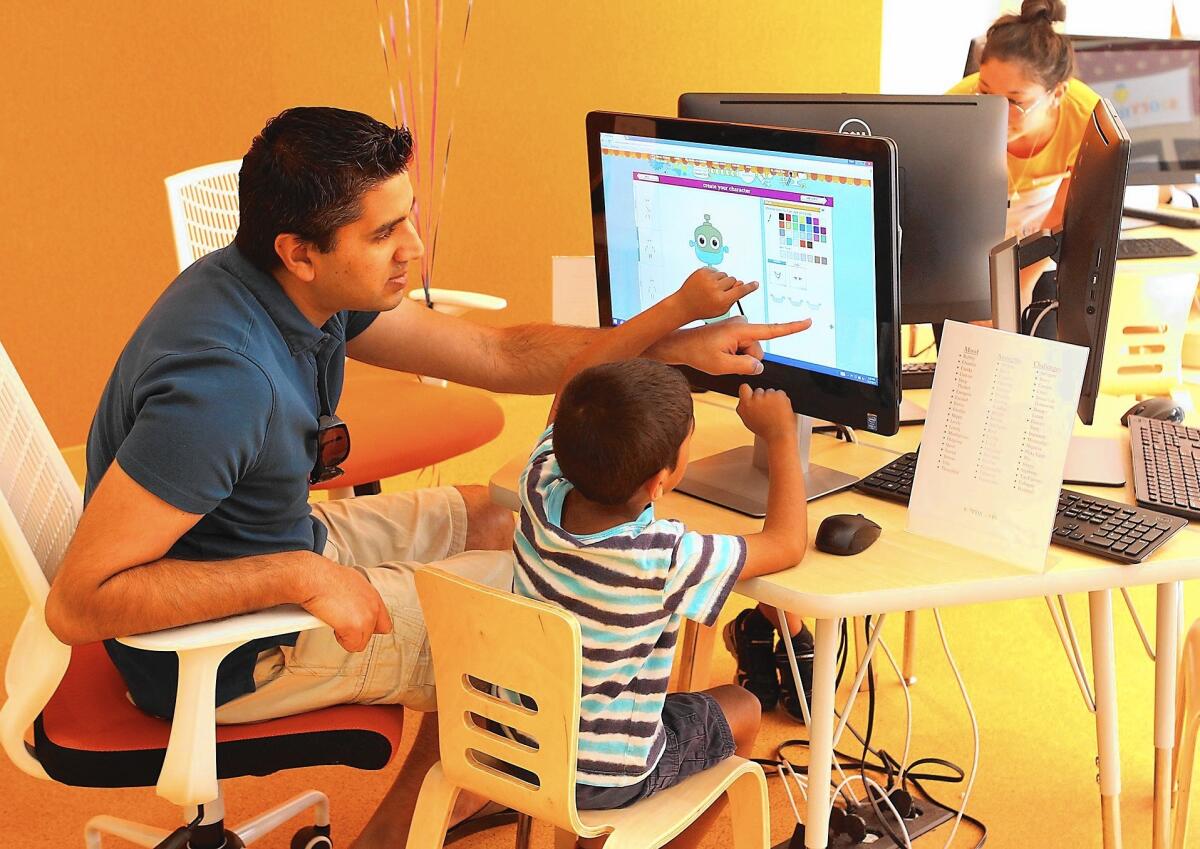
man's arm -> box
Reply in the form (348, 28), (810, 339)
(347, 286), (810, 394)
(546, 268), (762, 423)
(44, 461), (390, 650)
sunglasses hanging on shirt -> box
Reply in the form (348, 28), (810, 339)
(310, 413), (351, 484)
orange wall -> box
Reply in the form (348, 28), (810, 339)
(0, 2), (882, 445)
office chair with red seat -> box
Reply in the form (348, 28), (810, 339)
(0, 337), (406, 848)
(165, 161), (507, 500)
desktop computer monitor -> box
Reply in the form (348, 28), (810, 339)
(1052, 97), (1130, 425)
(586, 111), (902, 515)
(677, 94), (1009, 324)
(965, 35), (1199, 186)
(992, 99), (1130, 484)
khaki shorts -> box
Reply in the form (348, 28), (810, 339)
(215, 486), (514, 723)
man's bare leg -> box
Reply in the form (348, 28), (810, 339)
(352, 487), (515, 849)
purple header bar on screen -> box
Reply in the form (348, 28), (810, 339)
(634, 172), (833, 206)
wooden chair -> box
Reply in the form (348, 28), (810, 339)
(1172, 618), (1200, 848)
(408, 566), (770, 849)
(1099, 269), (1196, 404)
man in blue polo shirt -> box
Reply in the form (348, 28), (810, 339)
(44, 106), (806, 847)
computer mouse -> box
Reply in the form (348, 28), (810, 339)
(1121, 397), (1186, 427)
(815, 513), (882, 556)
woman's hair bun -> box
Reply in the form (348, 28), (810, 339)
(1020, 0), (1067, 25)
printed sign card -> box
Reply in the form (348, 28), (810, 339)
(907, 321), (1088, 571)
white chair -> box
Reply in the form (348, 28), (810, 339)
(163, 159), (506, 317)
(0, 336), (407, 847)
(408, 566), (771, 849)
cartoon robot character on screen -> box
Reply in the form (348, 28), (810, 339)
(689, 214), (738, 322)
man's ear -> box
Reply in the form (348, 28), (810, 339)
(274, 233), (317, 282)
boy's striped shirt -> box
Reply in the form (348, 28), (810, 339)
(513, 426), (746, 787)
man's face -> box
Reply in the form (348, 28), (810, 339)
(308, 172), (425, 313)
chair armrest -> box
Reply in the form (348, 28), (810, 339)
(114, 606), (329, 807)
(116, 604), (325, 652)
(408, 288), (507, 315)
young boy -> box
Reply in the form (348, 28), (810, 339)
(512, 266), (809, 844)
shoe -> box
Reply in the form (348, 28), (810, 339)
(723, 607), (780, 710)
(775, 623), (814, 722)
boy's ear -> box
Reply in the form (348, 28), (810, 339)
(642, 468), (672, 503)
(275, 233), (317, 282)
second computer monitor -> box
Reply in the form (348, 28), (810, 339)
(1054, 98), (1131, 425)
(678, 93), (1008, 324)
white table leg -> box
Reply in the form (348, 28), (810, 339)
(1090, 589), (1123, 849)
(1155, 582), (1181, 849)
(804, 617), (842, 849)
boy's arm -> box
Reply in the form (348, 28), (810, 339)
(736, 386), (808, 578)
(546, 267), (757, 424)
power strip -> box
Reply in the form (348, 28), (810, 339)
(780, 801), (953, 849)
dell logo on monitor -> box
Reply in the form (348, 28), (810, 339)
(838, 118), (873, 136)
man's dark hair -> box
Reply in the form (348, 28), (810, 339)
(554, 359), (694, 506)
(234, 106), (414, 272)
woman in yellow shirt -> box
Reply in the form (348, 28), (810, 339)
(949, 0), (1101, 239)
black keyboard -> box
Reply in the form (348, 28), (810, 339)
(901, 361), (936, 389)
(1117, 237), (1197, 260)
(1123, 206), (1200, 229)
(856, 451), (1187, 564)
(1130, 415), (1200, 521)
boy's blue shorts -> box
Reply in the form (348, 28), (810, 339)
(574, 691), (736, 810)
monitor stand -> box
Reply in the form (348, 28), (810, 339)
(899, 397), (927, 425)
(676, 415), (858, 517)
(1063, 433), (1127, 487)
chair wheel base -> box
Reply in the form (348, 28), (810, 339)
(291, 824), (333, 849)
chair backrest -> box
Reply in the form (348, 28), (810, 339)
(1099, 270), (1195, 397)
(414, 567), (590, 834)
(0, 338), (80, 779)
(164, 159), (242, 273)
(0, 340), (82, 605)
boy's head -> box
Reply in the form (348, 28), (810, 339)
(554, 359), (695, 506)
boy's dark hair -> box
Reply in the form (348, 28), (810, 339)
(982, 0), (1073, 91)
(234, 106), (414, 273)
(554, 359), (694, 506)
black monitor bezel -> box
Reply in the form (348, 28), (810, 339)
(1054, 98), (1130, 425)
(586, 111), (902, 436)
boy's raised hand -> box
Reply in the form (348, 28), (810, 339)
(736, 384), (797, 441)
(674, 267), (759, 320)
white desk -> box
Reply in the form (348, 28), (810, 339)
(490, 397), (1200, 849)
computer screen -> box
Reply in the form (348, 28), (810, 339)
(964, 35), (1199, 186)
(678, 94), (1008, 324)
(1071, 38), (1200, 186)
(589, 112), (900, 429)
(587, 112), (901, 513)
(600, 136), (880, 388)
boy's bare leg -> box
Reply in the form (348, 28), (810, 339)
(758, 602), (804, 638)
(577, 685), (761, 849)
